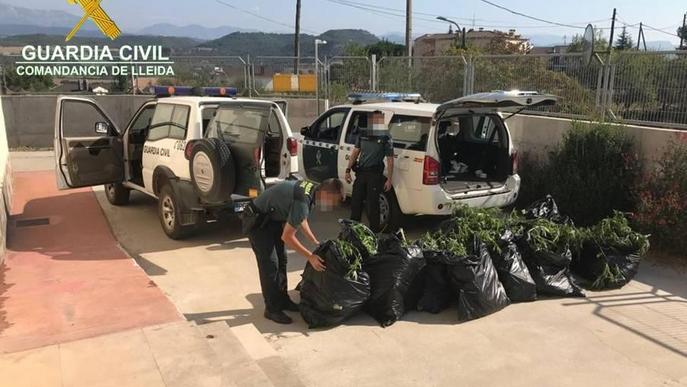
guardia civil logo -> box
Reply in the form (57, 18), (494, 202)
(66, 0), (121, 41)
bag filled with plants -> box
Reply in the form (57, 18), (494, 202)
(363, 233), (426, 327)
(338, 219), (378, 259)
(412, 235), (465, 314)
(447, 238), (511, 322)
(572, 212), (649, 290)
(520, 219), (585, 298)
(299, 240), (371, 329)
(522, 195), (574, 226)
(491, 230), (537, 302)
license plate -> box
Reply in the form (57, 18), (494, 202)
(234, 202), (248, 213)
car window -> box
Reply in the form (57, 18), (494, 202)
(345, 111), (368, 145)
(130, 105), (155, 132)
(472, 116), (499, 143)
(148, 104), (190, 141)
(210, 106), (267, 145)
(309, 108), (350, 143)
(61, 100), (115, 137)
(389, 115), (431, 151)
(201, 106), (218, 134)
(267, 110), (282, 137)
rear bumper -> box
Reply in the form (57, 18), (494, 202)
(397, 174), (520, 215)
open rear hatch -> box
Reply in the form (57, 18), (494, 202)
(434, 91), (557, 194)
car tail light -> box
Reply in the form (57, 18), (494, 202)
(511, 150), (519, 174)
(287, 137), (298, 156)
(423, 156), (440, 185)
(184, 141), (195, 160)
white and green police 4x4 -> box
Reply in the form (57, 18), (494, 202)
(299, 91), (557, 231)
(54, 87), (299, 239)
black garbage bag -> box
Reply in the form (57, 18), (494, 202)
(522, 195), (573, 225)
(447, 239), (511, 322)
(299, 240), (371, 329)
(492, 230), (537, 302)
(571, 212), (649, 290)
(412, 249), (456, 314)
(363, 234), (426, 327)
(522, 246), (585, 298)
(572, 242), (642, 290)
(338, 219), (378, 259)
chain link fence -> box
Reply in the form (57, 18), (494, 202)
(326, 56), (371, 104)
(471, 53), (604, 117)
(378, 56), (466, 103)
(609, 51), (687, 127)
(169, 56), (248, 92)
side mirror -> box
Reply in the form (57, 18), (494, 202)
(95, 121), (110, 135)
(300, 126), (310, 137)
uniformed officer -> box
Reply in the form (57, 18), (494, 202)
(344, 111), (394, 233)
(245, 178), (344, 324)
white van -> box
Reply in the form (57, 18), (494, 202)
(299, 91), (557, 230)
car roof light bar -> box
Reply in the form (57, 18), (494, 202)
(347, 91), (424, 104)
(153, 86), (238, 98)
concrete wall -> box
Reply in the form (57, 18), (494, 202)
(0, 97), (11, 264)
(508, 114), (687, 168)
(0, 95), (322, 149)
(1, 95), (152, 149)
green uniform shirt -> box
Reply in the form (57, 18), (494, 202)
(253, 180), (317, 227)
(355, 134), (394, 169)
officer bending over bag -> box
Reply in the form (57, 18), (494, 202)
(242, 178), (344, 324)
(345, 111), (394, 233)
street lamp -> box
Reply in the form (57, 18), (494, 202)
(315, 39), (327, 114)
(436, 16), (466, 49)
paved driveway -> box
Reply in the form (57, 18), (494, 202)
(96, 189), (687, 387)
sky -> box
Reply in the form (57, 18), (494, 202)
(10, 0), (685, 44)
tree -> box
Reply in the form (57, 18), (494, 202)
(679, 25), (687, 50)
(3, 67), (54, 93)
(568, 30), (609, 53)
(614, 27), (634, 50)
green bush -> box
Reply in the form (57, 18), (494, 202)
(517, 122), (641, 226)
(634, 141), (687, 255)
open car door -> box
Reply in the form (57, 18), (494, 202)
(54, 96), (125, 190)
(437, 91), (557, 118)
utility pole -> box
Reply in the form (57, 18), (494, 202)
(608, 8), (617, 53)
(636, 22), (647, 51)
(405, 0), (412, 57)
(294, 0), (301, 74)
(680, 13), (686, 49)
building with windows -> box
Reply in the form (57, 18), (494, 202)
(414, 28), (531, 56)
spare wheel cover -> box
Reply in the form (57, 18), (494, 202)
(192, 150), (215, 193)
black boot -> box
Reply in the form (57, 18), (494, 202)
(264, 310), (293, 324)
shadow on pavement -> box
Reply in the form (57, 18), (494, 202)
(562, 270), (687, 358)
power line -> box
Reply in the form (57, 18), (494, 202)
(326, 0), (605, 31)
(214, 0), (318, 34)
(477, 0), (587, 29)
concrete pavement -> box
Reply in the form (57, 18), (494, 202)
(95, 189), (687, 386)
(0, 170), (181, 353)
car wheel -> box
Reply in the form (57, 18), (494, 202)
(379, 189), (403, 233)
(190, 138), (236, 204)
(158, 184), (192, 240)
(104, 183), (130, 206)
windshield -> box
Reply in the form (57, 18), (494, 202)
(207, 105), (269, 145)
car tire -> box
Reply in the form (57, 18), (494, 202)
(379, 188), (403, 233)
(189, 138), (236, 204)
(158, 184), (193, 240)
(104, 183), (130, 206)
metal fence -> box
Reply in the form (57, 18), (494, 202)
(378, 56), (466, 103)
(1, 51), (686, 129)
(609, 51), (687, 127)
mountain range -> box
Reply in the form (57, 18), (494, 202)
(0, 2), (677, 53)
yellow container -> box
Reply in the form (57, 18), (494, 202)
(298, 74), (316, 93)
(273, 74), (296, 92)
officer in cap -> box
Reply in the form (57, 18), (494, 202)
(344, 111), (394, 233)
(243, 178), (344, 324)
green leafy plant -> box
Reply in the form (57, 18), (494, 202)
(333, 239), (363, 281)
(350, 222), (378, 257)
(634, 140), (687, 256)
(517, 122), (641, 226)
